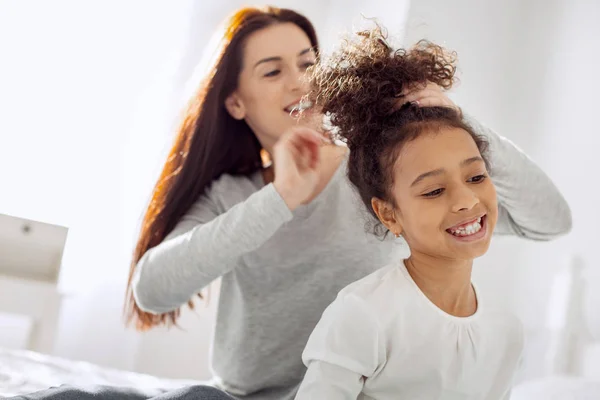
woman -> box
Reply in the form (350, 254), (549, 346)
(296, 32), (530, 399)
(15, 5), (571, 400)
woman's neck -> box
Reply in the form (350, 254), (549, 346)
(404, 252), (477, 317)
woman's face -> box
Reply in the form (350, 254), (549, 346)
(225, 23), (317, 152)
(380, 127), (498, 261)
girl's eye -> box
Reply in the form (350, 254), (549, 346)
(423, 188), (444, 197)
(468, 174), (487, 183)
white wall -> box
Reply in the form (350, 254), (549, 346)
(404, 0), (599, 382)
(6, 0), (596, 385)
(532, 0), (600, 378)
(0, 0), (197, 372)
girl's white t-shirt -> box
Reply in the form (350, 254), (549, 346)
(296, 260), (524, 400)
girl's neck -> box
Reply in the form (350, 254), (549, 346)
(404, 253), (477, 318)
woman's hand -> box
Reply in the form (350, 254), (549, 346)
(395, 82), (462, 116)
(273, 127), (328, 211)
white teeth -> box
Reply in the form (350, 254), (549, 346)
(286, 100), (313, 113)
(299, 100), (313, 110)
(449, 220), (482, 237)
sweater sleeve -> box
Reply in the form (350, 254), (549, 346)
(465, 114), (572, 240)
(132, 182), (293, 314)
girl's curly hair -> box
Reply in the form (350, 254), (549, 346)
(307, 27), (488, 236)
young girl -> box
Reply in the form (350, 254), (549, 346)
(295, 30), (568, 399)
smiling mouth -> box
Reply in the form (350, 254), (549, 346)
(446, 215), (487, 238)
(284, 99), (313, 115)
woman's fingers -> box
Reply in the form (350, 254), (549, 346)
(285, 127), (324, 170)
(392, 81), (460, 114)
(402, 88), (448, 105)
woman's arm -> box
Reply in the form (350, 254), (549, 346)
(132, 183), (292, 314)
(465, 114), (572, 240)
(133, 127), (326, 314)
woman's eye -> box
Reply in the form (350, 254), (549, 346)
(302, 61), (315, 70)
(264, 70), (280, 77)
(423, 188), (444, 197)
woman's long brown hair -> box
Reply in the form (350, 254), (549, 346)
(125, 6), (319, 331)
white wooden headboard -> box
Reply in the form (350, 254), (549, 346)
(0, 213), (67, 353)
(0, 213), (67, 283)
(0, 277), (63, 353)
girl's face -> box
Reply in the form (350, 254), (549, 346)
(376, 127), (498, 261)
(225, 23), (317, 153)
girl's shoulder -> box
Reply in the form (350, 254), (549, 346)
(336, 263), (410, 312)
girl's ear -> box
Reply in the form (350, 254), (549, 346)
(372, 197), (403, 236)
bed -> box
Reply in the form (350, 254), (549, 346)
(0, 348), (203, 398)
(2, 347), (600, 399)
